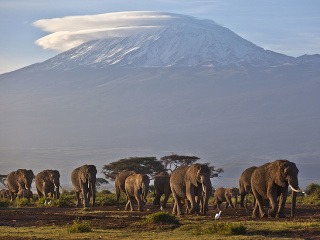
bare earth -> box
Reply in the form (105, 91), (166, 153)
(0, 204), (320, 239)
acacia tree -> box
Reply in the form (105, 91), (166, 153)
(160, 153), (199, 172)
(96, 178), (109, 189)
(160, 153), (223, 178)
(102, 156), (166, 181)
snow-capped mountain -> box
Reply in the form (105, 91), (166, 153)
(33, 12), (294, 70)
(1, 12), (320, 188)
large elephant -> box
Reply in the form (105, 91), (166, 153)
(239, 166), (257, 209)
(35, 170), (60, 199)
(170, 163), (212, 215)
(124, 173), (150, 211)
(153, 172), (171, 209)
(213, 187), (238, 211)
(6, 169), (34, 201)
(114, 170), (135, 208)
(71, 164), (97, 207)
(251, 159), (301, 218)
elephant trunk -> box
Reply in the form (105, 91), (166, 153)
(288, 177), (300, 217)
(202, 180), (212, 215)
(291, 191), (297, 217)
(90, 182), (96, 207)
(54, 185), (59, 199)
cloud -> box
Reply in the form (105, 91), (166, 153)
(33, 11), (179, 52)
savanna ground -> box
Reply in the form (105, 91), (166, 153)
(0, 199), (320, 240)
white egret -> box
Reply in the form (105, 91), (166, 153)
(215, 210), (222, 220)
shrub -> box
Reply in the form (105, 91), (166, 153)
(95, 193), (117, 206)
(179, 222), (246, 235)
(56, 194), (75, 207)
(305, 183), (320, 195)
(143, 212), (180, 225)
(15, 198), (32, 207)
(302, 188), (320, 205)
(67, 218), (92, 233)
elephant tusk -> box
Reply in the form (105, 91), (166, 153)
(289, 184), (302, 193)
(202, 185), (206, 193)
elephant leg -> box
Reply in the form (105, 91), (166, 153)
(125, 196), (130, 211)
(82, 185), (90, 207)
(267, 193), (278, 218)
(135, 194), (142, 211)
(277, 191), (288, 218)
(176, 197), (184, 215)
(116, 190), (121, 209)
(171, 189), (183, 215)
(240, 192), (245, 208)
(252, 200), (260, 218)
(162, 193), (170, 208)
(217, 201), (221, 211)
(153, 193), (161, 206)
(256, 196), (267, 218)
(186, 194), (196, 214)
(75, 191), (81, 207)
(227, 198), (234, 208)
(251, 188), (266, 218)
(129, 196), (135, 211)
(172, 199), (177, 215)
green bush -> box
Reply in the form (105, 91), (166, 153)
(144, 212), (180, 225)
(15, 198), (32, 207)
(179, 222), (246, 235)
(95, 193), (117, 206)
(67, 218), (92, 233)
(302, 188), (320, 205)
(305, 183), (320, 195)
(56, 194), (75, 207)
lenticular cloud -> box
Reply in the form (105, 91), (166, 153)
(33, 11), (179, 52)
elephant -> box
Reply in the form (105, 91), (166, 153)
(71, 164), (97, 207)
(0, 189), (9, 199)
(6, 169), (34, 201)
(35, 170), (61, 199)
(213, 187), (239, 211)
(153, 172), (171, 209)
(114, 170), (135, 208)
(124, 173), (150, 211)
(251, 159), (301, 218)
(17, 189), (33, 200)
(239, 166), (257, 209)
(170, 163), (213, 215)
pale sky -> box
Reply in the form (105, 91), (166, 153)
(0, 0), (319, 74)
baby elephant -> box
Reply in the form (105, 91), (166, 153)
(213, 187), (238, 211)
(17, 189), (33, 200)
(0, 189), (10, 199)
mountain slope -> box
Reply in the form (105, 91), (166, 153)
(33, 12), (294, 70)
(1, 12), (319, 188)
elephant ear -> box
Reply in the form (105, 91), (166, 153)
(186, 164), (201, 187)
(79, 166), (88, 183)
(268, 160), (287, 187)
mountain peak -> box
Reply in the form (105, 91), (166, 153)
(34, 11), (294, 70)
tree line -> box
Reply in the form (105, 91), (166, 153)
(0, 153), (223, 187)
(102, 153), (223, 183)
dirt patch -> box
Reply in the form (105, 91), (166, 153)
(0, 204), (319, 238)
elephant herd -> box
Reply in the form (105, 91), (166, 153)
(2, 165), (97, 208)
(212, 159), (302, 218)
(116, 159), (302, 219)
(1, 159), (302, 219)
